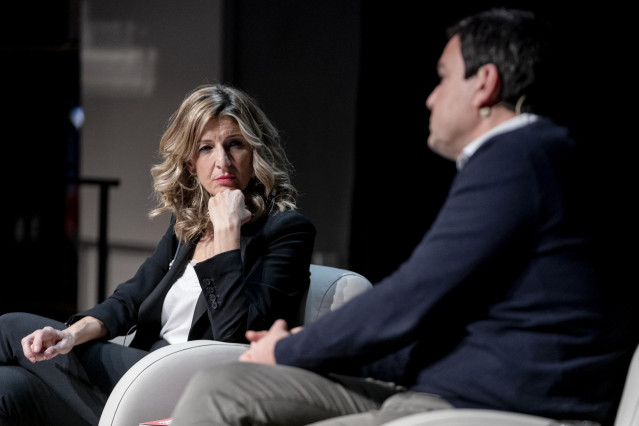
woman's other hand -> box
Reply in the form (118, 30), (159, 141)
(21, 326), (75, 363)
(204, 189), (251, 256)
(208, 188), (252, 230)
(20, 316), (106, 363)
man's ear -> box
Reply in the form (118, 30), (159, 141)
(473, 63), (501, 108)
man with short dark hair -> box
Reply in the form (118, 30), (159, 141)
(170, 9), (636, 426)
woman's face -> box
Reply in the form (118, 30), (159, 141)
(188, 116), (254, 196)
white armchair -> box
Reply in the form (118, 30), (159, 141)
(98, 264), (373, 426)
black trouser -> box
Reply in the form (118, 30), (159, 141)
(0, 312), (148, 426)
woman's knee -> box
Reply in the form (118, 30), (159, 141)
(0, 313), (29, 358)
(0, 365), (94, 426)
(0, 313), (64, 363)
(0, 312), (27, 331)
(0, 312), (58, 336)
(0, 366), (42, 423)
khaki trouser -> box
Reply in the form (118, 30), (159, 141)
(171, 362), (452, 426)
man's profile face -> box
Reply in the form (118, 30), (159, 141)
(425, 35), (478, 161)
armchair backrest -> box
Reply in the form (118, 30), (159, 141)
(300, 264), (373, 325)
(614, 342), (639, 426)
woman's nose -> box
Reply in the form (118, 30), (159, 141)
(215, 148), (231, 167)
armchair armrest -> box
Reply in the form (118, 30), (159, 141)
(98, 340), (248, 426)
(381, 409), (554, 426)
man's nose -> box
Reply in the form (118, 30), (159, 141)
(425, 87), (437, 110)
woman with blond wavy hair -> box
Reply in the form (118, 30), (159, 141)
(0, 83), (316, 426)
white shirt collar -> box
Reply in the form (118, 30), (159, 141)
(456, 113), (539, 170)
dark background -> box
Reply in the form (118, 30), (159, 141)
(2, 1), (80, 319)
(1, 1), (634, 319)
(347, 2), (634, 283)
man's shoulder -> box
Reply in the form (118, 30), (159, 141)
(495, 117), (572, 145)
(477, 118), (576, 163)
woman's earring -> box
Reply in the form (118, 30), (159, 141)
(190, 169), (197, 175)
(515, 95), (526, 115)
(479, 106), (491, 118)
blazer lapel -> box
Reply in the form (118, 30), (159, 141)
(139, 241), (195, 326)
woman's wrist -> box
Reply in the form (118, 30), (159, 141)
(65, 316), (107, 345)
(213, 226), (241, 254)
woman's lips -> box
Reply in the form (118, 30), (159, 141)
(215, 174), (236, 184)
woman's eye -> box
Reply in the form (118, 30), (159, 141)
(199, 145), (212, 152)
(228, 139), (244, 148)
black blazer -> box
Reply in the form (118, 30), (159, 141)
(71, 209), (315, 350)
(275, 118), (637, 425)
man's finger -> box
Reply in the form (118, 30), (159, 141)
(270, 319), (288, 331)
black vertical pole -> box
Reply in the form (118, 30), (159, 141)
(97, 182), (109, 302)
(75, 178), (120, 302)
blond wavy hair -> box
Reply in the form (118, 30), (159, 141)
(150, 84), (298, 242)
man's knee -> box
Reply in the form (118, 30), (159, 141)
(172, 362), (266, 426)
(185, 361), (259, 394)
(381, 391), (453, 414)
(177, 361), (271, 411)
